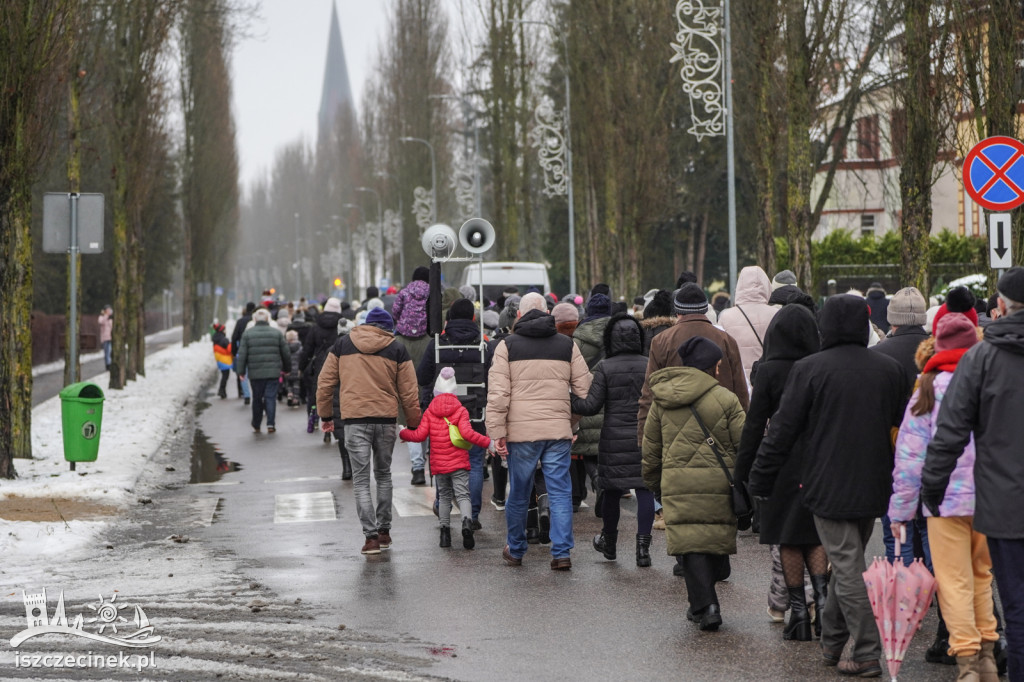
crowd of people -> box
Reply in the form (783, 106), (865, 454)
(215, 263), (1024, 681)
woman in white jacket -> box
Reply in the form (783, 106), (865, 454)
(717, 266), (778, 386)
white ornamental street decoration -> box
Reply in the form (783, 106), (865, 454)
(670, 0), (725, 141)
(412, 186), (433, 231)
(383, 209), (403, 255)
(450, 155), (476, 220)
(529, 96), (568, 198)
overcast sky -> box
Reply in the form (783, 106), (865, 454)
(231, 0), (389, 190)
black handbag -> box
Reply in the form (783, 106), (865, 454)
(689, 406), (754, 531)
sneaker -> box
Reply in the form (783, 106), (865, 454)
(502, 545), (522, 566)
(377, 531), (392, 549)
(461, 517), (475, 550)
(767, 606), (786, 623)
(490, 496), (506, 511)
(361, 536), (381, 555)
(411, 469), (427, 486)
(267, 426), (276, 433)
(652, 510), (666, 530)
(837, 659), (881, 677)
(252, 426), (261, 434)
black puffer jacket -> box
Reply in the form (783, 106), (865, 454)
(754, 295), (910, 519)
(300, 311), (342, 380)
(416, 318), (496, 435)
(571, 314), (649, 491)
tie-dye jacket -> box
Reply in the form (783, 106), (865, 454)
(392, 279), (430, 338)
(888, 370), (976, 521)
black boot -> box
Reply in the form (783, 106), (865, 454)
(810, 574), (829, 638)
(338, 442), (352, 480)
(593, 530), (617, 560)
(439, 526), (451, 548)
(783, 586), (812, 641)
(461, 517), (475, 550)
(636, 534), (652, 567)
(925, 606), (955, 665)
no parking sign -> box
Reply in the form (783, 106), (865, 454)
(963, 136), (1023, 269)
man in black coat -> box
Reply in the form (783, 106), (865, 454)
(231, 302), (256, 402)
(417, 299), (496, 526)
(922, 267), (1024, 680)
(755, 295), (910, 677)
(872, 286), (930, 387)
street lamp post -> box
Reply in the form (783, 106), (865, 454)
(355, 186), (385, 285)
(518, 19), (576, 295)
(293, 212), (302, 299)
(342, 202), (364, 294)
(399, 136), (437, 224)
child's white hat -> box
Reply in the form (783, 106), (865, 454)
(433, 367), (458, 396)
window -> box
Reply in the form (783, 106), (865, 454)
(860, 214), (877, 237)
(857, 115), (881, 159)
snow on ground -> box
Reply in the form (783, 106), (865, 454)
(2, 334), (216, 556)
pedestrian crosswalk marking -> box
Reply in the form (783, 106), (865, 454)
(186, 497), (220, 527)
(273, 492), (337, 524)
(390, 487), (459, 518)
(263, 475), (341, 484)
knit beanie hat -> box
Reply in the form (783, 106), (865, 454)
(323, 297), (342, 314)
(364, 297), (384, 311)
(552, 302), (580, 325)
(365, 307), (394, 332)
(459, 285), (477, 302)
(887, 287), (927, 327)
(935, 312), (979, 353)
(644, 290), (674, 319)
(412, 266), (430, 283)
(997, 266), (1024, 303)
(433, 366), (458, 396)
(449, 298), (475, 321)
(933, 286), (978, 334)
(585, 293), (611, 318)
(674, 283), (709, 316)
(482, 309), (500, 331)
(772, 270), (797, 291)
(677, 336), (723, 371)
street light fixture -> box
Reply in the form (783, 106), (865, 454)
(399, 136), (437, 224)
(516, 18), (576, 296)
(355, 186), (385, 285)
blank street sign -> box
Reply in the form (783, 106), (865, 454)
(42, 193), (105, 254)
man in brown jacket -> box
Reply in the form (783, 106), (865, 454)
(487, 293), (593, 570)
(638, 283), (749, 445)
(318, 307), (422, 555)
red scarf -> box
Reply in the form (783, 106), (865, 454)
(921, 348), (968, 375)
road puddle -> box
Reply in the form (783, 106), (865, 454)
(190, 417), (242, 484)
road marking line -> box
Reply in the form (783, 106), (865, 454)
(391, 487), (459, 518)
(263, 475), (341, 484)
(187, 497), (220, 527)
(273, 491), (337, 524)
(191, 480), (241, 486)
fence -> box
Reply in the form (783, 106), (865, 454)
(31, 310), (181, 366)
(814, 263), (984, 298)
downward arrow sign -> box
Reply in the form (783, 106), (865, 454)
(995, 223), (1008, 259)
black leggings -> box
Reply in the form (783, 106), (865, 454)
(602, 487), (656, 535)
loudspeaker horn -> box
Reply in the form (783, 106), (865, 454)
(421, 223), (458, 259)
(459, 218), (495, 254)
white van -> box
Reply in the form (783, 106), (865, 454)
(460, 262), (552, 302)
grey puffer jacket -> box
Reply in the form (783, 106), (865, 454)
(237, 321), (292, 380)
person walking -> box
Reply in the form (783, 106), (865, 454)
(872, 287), (930, 387)
(753, 295), (911, 677)
(642, 337), (745, 631)
(487, 292), (592, 570)
(98, 305), (113, 371)
(572, 291), (613, 512)
(736, 305), (825, 641)
(317, 307), (422, 555)
(922, 267), (1024, 681)
(300, 297), (350, 470)
(231, 302), (256, 403)
(236, 308), (292, 434)
(417, 298), (496, 528)
(401, 367), (492, 550)
(866, 282), (891, 335)
(212, 323), (233, 399)
(392, 267), (432, 486)
(716, 265), (777, 386)
(638, 283), (748, 446)
(571, 314), (655, 567)
(888, 312), (999, 681)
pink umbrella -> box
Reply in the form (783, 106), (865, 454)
(863, 528), (937, 681)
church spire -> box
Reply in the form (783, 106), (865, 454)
(318, 0), (354, 143)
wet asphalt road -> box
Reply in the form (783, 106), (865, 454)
(191, 387), (955, 682)
(32, 328), (183, 406)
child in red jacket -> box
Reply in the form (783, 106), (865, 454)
(401, 367), (491, 549)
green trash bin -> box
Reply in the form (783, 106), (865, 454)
(59, 382), (104, 468)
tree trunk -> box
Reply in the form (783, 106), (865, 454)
(109, 152), (129, 390)
(899, 0), (934, 292)
(0, 190), (34, 467)
(784, 0), (813, 292)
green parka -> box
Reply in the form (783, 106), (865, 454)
(237, 321), (291, 381)
(572, 317), (610, 458)
(642, 366), (745, 556)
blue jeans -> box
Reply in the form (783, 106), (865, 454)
(506, 439), (573, 559)
(468, 445), (486, 520)
(408, 441), (425, 471)
(882, 514), (932, 571)
(250, 378), (278, 429)
(102, 340), (112, 368)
